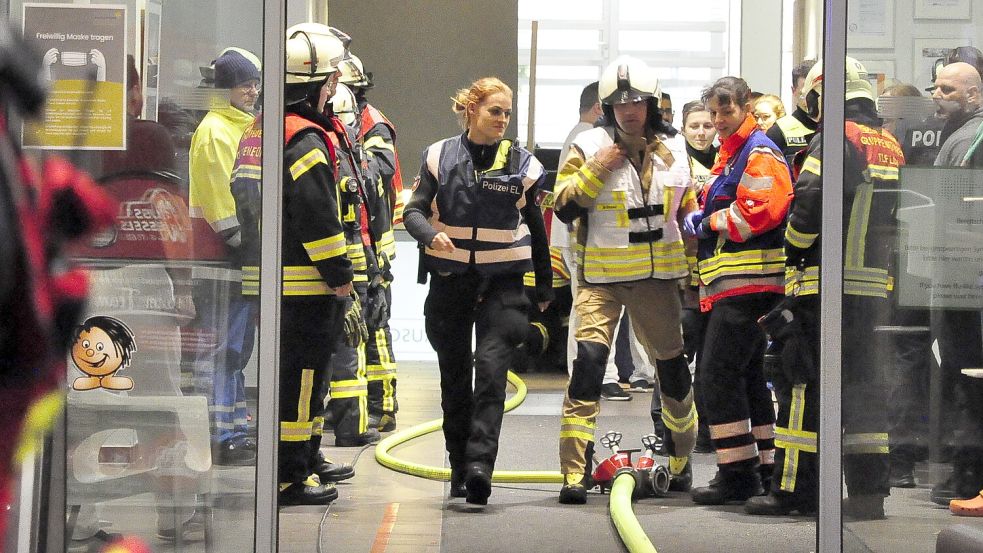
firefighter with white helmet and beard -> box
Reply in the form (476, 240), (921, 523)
(270, 23), (362, 505)
(745, 58), (904, 518)
(553, 56), (698, 504)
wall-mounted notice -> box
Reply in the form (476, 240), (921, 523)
(897, 166), (983, 309)
(22, 3), (127, 150)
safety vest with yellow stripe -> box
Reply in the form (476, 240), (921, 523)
(572, 127), (689, 284)
(785, 121), (904, 298)
(421, 136), (545, 276)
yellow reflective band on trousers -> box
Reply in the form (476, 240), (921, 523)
(709, 418), (752, 439)
(716, 443), (759, 464)
(330, 379), (368, 399)
(367, 328), (397, 381)
(559, 416), (596, 442)
(281, 421), (312, 442)
(662, 402), (697, 434)
(296, 369), (315, 423)
(843, 432), (890, 455)
(777, 384), (816, 492)
(242, 265), (259, 296)
(312, 416), (325, 437)
(303, 232), (347, 262)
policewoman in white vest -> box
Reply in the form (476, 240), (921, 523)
(552, 56), (698, 504)
(403, 77), (552, 506)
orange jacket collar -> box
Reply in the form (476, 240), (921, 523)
(712, 115), (759, 173)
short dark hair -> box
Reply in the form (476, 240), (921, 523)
(661, 92), (671, 101)
(579, 81), (599, 113)
(701, 76), (752, 108)
(792, 59), (817, 85)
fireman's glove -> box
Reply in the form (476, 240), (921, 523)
(364, 284), (389, 329)
(343, 291), (370, 348)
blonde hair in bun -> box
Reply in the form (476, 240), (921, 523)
(451, 77), (512, 130)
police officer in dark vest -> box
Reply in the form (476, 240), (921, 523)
(403, 77), (552, 506)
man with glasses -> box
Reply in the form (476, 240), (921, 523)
(188, 47), (262, 466)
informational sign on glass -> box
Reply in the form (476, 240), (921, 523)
(22, 3), (127, 150)
(897, 166), (983, 309)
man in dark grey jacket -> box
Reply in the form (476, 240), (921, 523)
(929, 61), (983, 511)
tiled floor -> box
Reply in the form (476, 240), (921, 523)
(66, 362), (981, 552)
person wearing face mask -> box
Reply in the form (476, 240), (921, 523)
(926, 61), (983, 516)
(402, 77), (551, 506)
(187, 47), (261, 466)
(767, 59), (819, 168)
(552, 56), (697, 504)
(683, 76), (791, 506)
(678, 100), (718, 454)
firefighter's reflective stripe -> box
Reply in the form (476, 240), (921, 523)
(776, 384), (817, 492)
(363, 135), (394, 152)
(843, 432), (890, 455)
(662, 402), (698, 434)
(367, 328), (397, 381)
(800, 156), (821, 176)
(312, 416), (325, 437)
(698, 248), (786, 284)
(289, 148), (329, 181)
(303, 233), (347, 262)
(785, 223), (818, 250)
(297, 369), (315, 422)
(579, 241), (688, 280)
(282, 266), (336, 296)
(559, 416), (596, 441)
(242, 265), (260, 295)
(574, 164), (606, 198)
(785, 265), (819, 296)
(232, 162), (262, 181)
(376, 229), (397, 260)
(709, 418), (752, 439)
(330, 379), (368, 399)
(280, 421), (313, 442)
(716, 443), (759, 464)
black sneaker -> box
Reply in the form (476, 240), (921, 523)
(279, 476), (338, 506)
(629, 379), (654, 393)
(600, 383), (632, 401)
(464, 463), (492, 505)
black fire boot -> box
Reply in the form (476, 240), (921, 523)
(691, 468), (763, 505)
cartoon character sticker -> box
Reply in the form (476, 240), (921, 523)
(71, 316), (137, 391)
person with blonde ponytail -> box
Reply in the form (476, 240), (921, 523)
(403, 77), (552, 506)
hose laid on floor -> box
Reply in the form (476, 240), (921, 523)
(610, 472), (658, 553)
(374, 370), (562, 483)
(374, 370), (658, 552)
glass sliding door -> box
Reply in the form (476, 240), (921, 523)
(7, 1), (274, 550)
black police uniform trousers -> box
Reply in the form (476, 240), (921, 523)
(424, 270), (529, 475)
(700, 293), (778, 474)
(279, 298), (346, 484)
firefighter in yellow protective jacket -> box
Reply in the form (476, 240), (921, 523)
(553, 56), (697, 504)
(746, 58), (904, 519)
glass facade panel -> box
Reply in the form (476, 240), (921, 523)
(834, 0), (983, 549)
(9, 0), (267, 549)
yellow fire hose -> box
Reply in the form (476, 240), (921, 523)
(374, 370), (658, 552)
(610, 471), (659, 553)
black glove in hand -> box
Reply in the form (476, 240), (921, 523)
(343, 291), (370, 348)
(364, 285), (389, 329)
